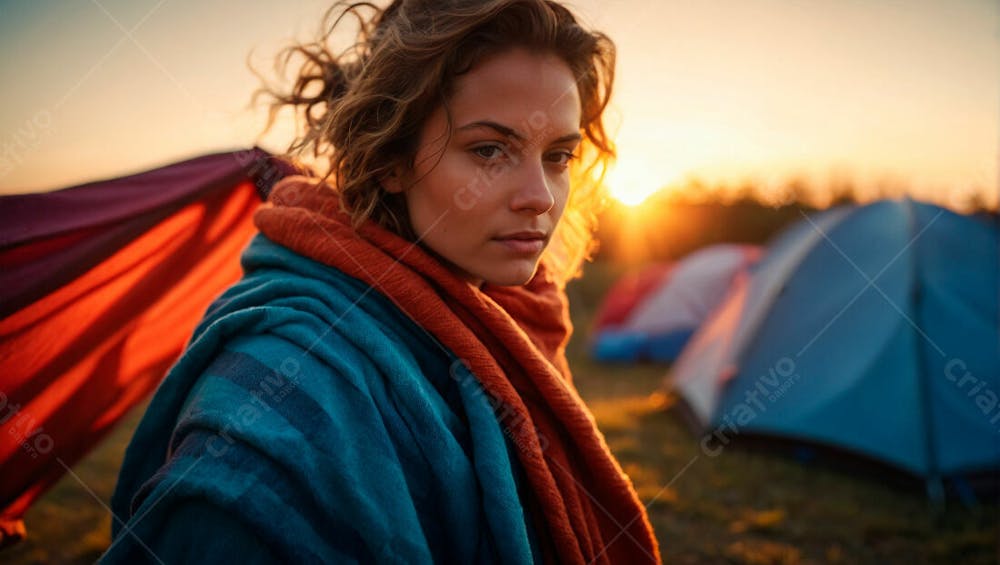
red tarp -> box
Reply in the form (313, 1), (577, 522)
(0, 148), (300, 545)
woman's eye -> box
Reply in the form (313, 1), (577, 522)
(472, 144), (505, 160)
(547, 151), (577, 167)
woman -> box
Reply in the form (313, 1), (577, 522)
(102, 1), (660, 563)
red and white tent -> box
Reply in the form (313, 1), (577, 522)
(591, 244), (761, 362)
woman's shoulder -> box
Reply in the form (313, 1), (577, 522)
(205, 232), (429, 352)
(108, 311), (496, 564)
(182, 235), (459, 414)
(107, 331), (428, 563)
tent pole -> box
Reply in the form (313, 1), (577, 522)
(906, 198), (945, 503)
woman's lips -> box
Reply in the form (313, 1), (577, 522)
(493, 231), (547, 254)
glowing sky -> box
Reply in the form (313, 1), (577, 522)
(0, 0), (997, 208)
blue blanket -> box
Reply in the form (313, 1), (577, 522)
(102, 234), (541, 563)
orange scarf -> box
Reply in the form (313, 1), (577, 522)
(254, 175), (660, 564)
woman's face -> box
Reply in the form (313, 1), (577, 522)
(388, 48), (582, 287)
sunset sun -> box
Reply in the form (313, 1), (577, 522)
(603, 161), (666, 207)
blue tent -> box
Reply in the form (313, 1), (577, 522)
(670, 200), (999, 495)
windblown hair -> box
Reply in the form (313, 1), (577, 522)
(254, 0), (616, 283)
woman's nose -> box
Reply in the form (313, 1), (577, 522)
(509, 161), (555, 214)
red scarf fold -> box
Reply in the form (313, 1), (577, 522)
(254, 175), (660, 564)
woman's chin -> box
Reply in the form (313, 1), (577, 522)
(479, 261), (540, 288)
(442, 254), (542, 288)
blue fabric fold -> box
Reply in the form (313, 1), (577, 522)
(102, 233), (540, 564)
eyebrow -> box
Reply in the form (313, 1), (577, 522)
(456, 120), (582, 145)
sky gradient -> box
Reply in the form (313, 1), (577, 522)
(0, 0), (997, 209)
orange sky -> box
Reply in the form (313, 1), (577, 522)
(0, 0), (997, 209)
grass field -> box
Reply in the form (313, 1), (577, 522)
(4, 261), (998, 564)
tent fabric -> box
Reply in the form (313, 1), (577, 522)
(592, 263), (673, 329)
(592, 244), (760, 362)
(0, 148), (294, 317)
(0, 148), (300, 543)
(670, 200), (1000, 482)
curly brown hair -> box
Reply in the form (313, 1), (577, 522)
(254, 0), (615, 282)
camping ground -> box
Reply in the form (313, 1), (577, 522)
(4, 260), (998, 564)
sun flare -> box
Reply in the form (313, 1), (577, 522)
(602, 162), (664, 207)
